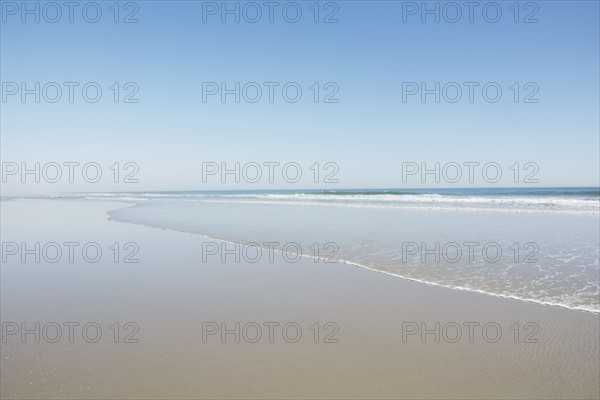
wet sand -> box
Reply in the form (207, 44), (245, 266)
(1, 199), (598, 399)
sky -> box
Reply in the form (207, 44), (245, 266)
(1, 0), (599, 194)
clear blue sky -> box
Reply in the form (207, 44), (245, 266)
(1, 1), (599, 193)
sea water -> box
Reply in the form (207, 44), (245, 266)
(18, 188), (599, 313)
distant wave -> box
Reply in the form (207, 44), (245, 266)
(7, 189), (599, 215)
(309, 188), (600, 197)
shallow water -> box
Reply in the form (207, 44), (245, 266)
(86, 188), (600, 313)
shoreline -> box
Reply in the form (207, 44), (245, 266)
(105, 200), (600, 315)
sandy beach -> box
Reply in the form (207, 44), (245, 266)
(3, 0), (599, 398)
(1, 199), (599, 399)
